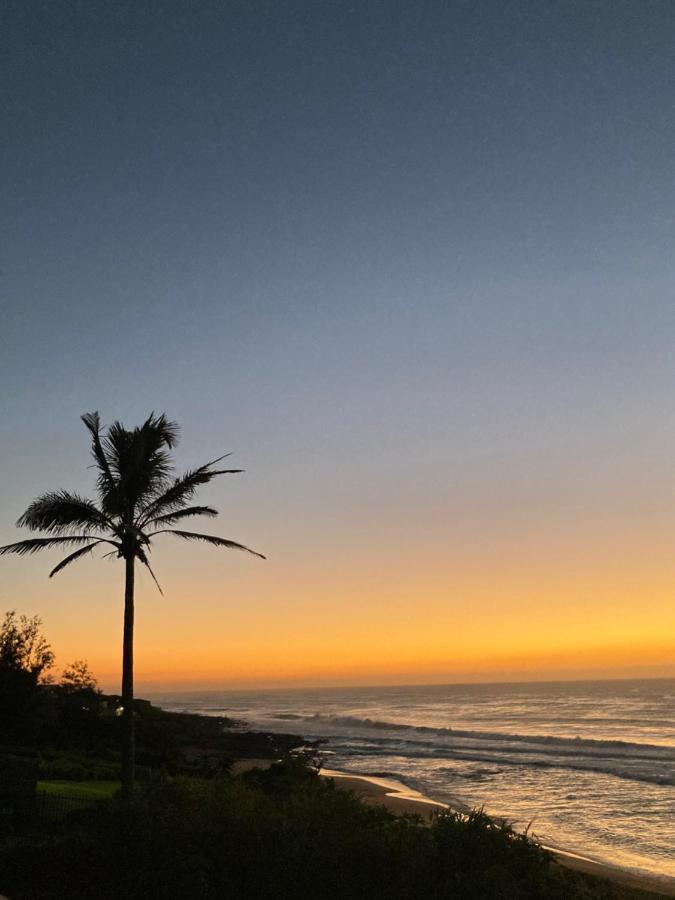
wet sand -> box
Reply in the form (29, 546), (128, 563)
(320, 768), (461, 820)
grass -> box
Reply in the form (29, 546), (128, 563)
(36, 780), (119, 800)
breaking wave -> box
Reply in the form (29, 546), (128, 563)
(286, 713), (675, 787)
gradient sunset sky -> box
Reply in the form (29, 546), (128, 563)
(2, 1), (675, 690)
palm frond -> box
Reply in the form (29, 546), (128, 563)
(138, 456), (242, 523)
(81, 412), (119, 513)
(103, 413), (179, 514)
(0, 536), (106, 556)
(49, 541), (104, 578)
(17, 491), (111, 535)
(145, 505), (218, 528)
(150, 529), (265, 559)
(137, 547), (163, 595)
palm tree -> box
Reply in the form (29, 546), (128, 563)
(0, 412), (264, 795)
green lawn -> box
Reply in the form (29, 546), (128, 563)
(37, 780), (120, 800)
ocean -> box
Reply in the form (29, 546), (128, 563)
(149, 679), (675, 880)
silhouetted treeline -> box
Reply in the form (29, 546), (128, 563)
(2, 685), (305, 781)
(0, 610), (303, 778)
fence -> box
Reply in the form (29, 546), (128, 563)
(0, 753), (37, 824)
(32, 790), (102, 822)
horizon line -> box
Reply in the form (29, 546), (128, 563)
(137, 671), (675, 696)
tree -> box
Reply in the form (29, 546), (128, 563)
(57, 659), (103, 741)
(60, 659), (98, 692)
(0, 610), (54, 680)
(0, 611), (54, 739)
(0, 412), (264, 794)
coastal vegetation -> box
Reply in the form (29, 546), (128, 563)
(0, 755), (663, 900)
(0, 613), (302, 782)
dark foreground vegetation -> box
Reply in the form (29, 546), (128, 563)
(0, 759), (661, 900)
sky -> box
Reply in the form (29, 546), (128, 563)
(2, 0), (675, 690)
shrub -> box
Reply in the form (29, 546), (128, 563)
(0, 764), (647, 900)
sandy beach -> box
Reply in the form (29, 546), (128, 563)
(320, 768), (462, 820)
(319, 769), (675, 898)
(230, 759), (675, 896)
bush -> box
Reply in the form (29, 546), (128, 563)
(0, 764), (649, 900)
(37, 752), (121, 782)
(38, 760), (88, 781)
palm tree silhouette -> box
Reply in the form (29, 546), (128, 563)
(0, 412), (264, 795)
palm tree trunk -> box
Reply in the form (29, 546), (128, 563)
(121, 554), (135, 797)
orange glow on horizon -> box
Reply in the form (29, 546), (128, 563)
(120, 637), (675, 692)
(5, 461), (675, 694)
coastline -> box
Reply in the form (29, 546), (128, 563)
(320, 768), (462, 820)
(151, 693), (675, 897)
(319, 768), (675, 898)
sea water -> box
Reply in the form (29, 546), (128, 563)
(150, 679), (675, 879)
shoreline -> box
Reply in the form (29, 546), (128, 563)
(319, 768), (675, 898)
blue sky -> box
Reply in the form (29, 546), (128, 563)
(2, 1), (675, 685)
